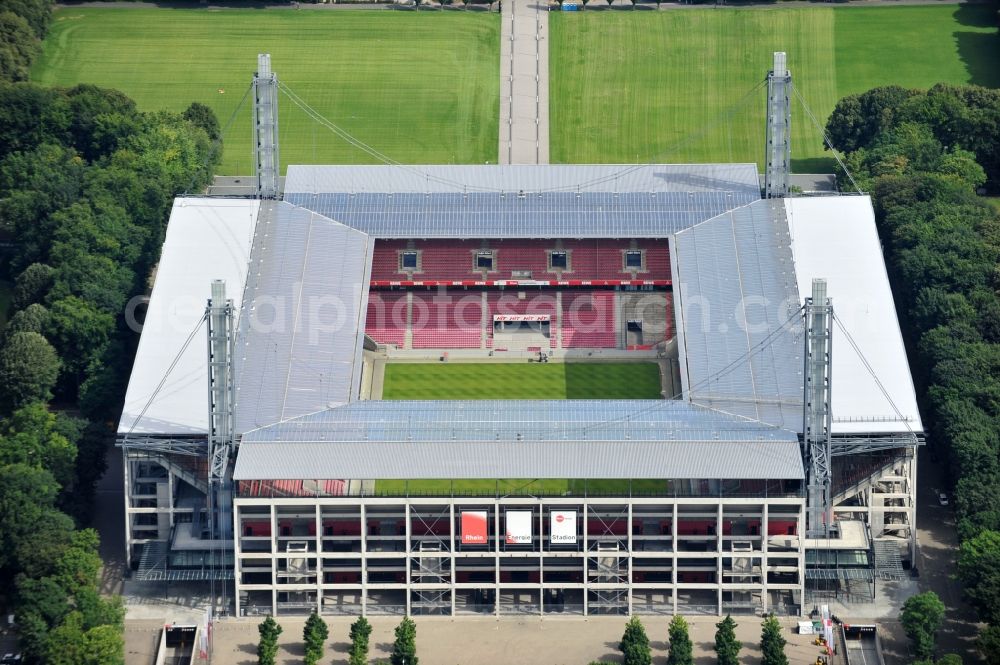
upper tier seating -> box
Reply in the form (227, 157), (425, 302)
(370, 239), (671, 283)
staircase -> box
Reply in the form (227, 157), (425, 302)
(873, 541), (906, 581)
(136, 540), (169, 581)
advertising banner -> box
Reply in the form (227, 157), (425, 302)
(461, 510), (488, 545)
(550, 509), (577, 544)
(493, 314), (551, 322)
(505, 510), (533, 545)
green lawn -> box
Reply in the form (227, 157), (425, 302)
(381, 362), (663, 400)
(33, 9), (499, 174)
(550, 5), (1000, 171)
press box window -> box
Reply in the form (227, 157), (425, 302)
(399, 251), (419, 271)
(475, 252), (495, 271)
(624, 250), (644, 270)
(549, 251), (568, 270)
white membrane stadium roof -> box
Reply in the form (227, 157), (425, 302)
(785, 196), (923, 434)
(233, 202), (373, 434)
(284, 164), (761, 239)
(118, 198), (258, 435)
(233, 400), (804, 480)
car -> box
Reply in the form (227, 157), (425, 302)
(1, 653), (23, 665)
(938, 492), (949, 506)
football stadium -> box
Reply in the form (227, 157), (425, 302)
(117, 55), (922, 618)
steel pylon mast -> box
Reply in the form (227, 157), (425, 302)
(803, 278), (833, 537)
(206, 279), (235, 513)
(765, 51), (791, 199)
(252, 53), (280, 199)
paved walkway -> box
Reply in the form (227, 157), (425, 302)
(499, 0), (549, 164)
(200, 614), (838, 665)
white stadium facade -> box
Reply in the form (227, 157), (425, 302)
(116, 55), (922, 618)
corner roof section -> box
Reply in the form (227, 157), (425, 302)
(785, 196), (922, 434)
(233, 399), (804, 481)
(233, 201), (373, 435)
(118, 198), (259, 436)
(283, 164), (761, 239)
(672, 195), (923, 436)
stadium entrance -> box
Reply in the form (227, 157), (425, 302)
(626, 319), (644, 346)
(492, 314), (551, 349)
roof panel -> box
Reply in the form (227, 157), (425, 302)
(234, 202), (372, 434)
(785, 196), (923, 434)
(233, 438), (804, 481)
(284, 164), (761, 239)
(285, 164), (761, 195)
(118, 198), (258, 436)
(240, 399), (796, 444)
(233, 399), (803, 481)
(673, 199), (804, 429)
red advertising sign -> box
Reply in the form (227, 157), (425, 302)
(461, 510), (488, 545)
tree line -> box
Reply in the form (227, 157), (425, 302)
(0, 78), (220, 661)
(826, 83), (1000, 663)
(0, 0), (51, 82)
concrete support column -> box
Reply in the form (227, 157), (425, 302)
(555, 290), (563, 350)
(671, 503), (678, 615)
(481, 290), (489, 350)
(270, 504), (278, 616)
(315, 504), (322, 614)
(405, 502), (412, 616)
(404, 292), (413, 350)
(360, 503), (368, 616)
(761, 503), (769, 614)
(494, 501), (501, 618)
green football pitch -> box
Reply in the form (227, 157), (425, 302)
(380, 361), (663, 400)
(33, 9), (499, 174)
(550, 5), (1000, 171)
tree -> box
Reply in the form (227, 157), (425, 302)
(183, 101), (221, 141)
(0, 11), (40, 82)
(901, 592), (945, 660)
(667, 615), (693, 665)
(257, 615), (282, 665)
(390, 616), (417, 665)
(619, 616), (651, 665)
(303, 611), (329, 665)
(0, 0), (53, 38)
(5, 303), (49, 337)
(957, 530), (1000, 624)
(349, 616), (373, 665)
(760, 615), (788, 665)
(11, 264), (54, 310)
(0, 331), (60, 410)
(0, 402), (77, 489)
(714, 615), (740, 665)
(976, 625), (1000, 665)
(44, 611), (124, 665)
(43, 296), (114, 393)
